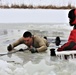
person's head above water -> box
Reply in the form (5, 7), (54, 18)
(23, 31), (33, 46)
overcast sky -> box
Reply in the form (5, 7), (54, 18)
(0, 0), (72, 23)
(0, 9), (70, 23)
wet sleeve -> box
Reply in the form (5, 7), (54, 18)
(36, 37), (48, 52)
(12, 37), (24, 48)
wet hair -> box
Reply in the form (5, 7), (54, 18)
(23, 31), (32, 38)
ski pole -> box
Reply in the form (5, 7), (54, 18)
(0, 48), (28, 56)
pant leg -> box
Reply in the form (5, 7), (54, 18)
(57, 41), (76, 51)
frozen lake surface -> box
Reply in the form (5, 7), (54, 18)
(0, 23), (76, 75)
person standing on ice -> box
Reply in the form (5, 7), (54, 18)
(57, 9), (76, 51)
(7, 31), (49, 53)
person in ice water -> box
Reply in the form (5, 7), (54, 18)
(7, 31), (49, 53)
(57, 9), (76, 51)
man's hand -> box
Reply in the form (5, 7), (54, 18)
(30, 47), (38, 53)
(7, 44), (13, 51)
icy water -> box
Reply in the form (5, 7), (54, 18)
(0, 23), (76, 75)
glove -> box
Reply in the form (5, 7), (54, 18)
(7, 44), (13, 51)
(30, 47), (38, 53)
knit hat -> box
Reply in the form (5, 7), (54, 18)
(68, 9), (76, 26)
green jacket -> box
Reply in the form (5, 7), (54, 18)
(11, 35), (49, 52)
